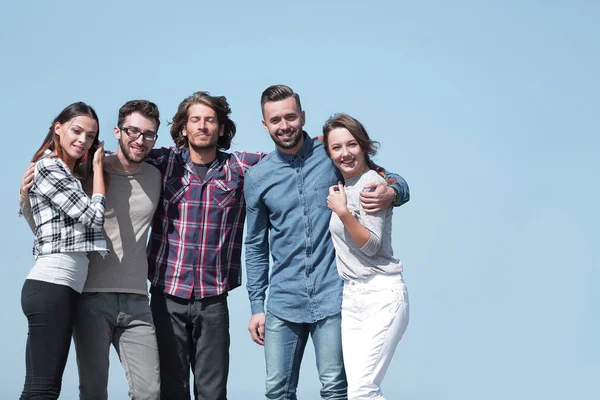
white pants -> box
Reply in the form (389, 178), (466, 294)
(341, 273), (409, 400)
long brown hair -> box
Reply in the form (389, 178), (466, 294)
(32, 102), (101, 179)
(169, 91), (236, 150)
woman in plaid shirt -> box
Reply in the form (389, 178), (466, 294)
(19, 102), (108, 399)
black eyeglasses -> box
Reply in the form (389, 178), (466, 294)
(120, 126), (158, 142)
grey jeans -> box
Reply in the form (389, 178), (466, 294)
(73, 292), (161, 400)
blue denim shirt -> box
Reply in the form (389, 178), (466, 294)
(244, 133), (409, 323)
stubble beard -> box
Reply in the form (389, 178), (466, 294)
(270, 128), (302, 150)
(119, 139), (147, 164)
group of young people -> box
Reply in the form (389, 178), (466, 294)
(18, 85), (410, 400)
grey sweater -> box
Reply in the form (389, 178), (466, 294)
(329, 169), (403, 281)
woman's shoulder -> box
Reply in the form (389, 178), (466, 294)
(360, 169), (386, 185)
(34, 155), (70, 179)
(35, 155), (60, 171)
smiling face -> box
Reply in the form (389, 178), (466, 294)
(54, 115), (98, 167)
(326, 127), (369, 179)
(115, 112), (157, 164)
(182, 103), (224, 152)
(262, 96), (305, 154)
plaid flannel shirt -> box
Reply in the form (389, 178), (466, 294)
(26, 151), (108, 258)
(146, 147), (265, 300)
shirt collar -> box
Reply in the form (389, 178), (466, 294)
(179, 148), (226, 181)
(276, 131), (313, 163)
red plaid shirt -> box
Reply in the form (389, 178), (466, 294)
(146, 147), (265, 299)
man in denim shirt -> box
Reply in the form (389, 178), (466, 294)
(244, 85), (409, 399)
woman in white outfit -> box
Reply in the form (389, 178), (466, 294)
(323, 113), (409, 400)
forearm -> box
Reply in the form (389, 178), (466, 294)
(92, 166), (105, 196)
(337, 209), (371, 248)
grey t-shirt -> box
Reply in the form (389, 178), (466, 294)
(193, 161), (213, 182)
(329, 169), (403, 281)
(84, 158), (162, 294)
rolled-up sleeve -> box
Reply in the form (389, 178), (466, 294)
(382, 170), (410, 207)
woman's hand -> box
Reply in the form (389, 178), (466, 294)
(327, 182), (349, 216)
(20, 163), (35, 197)
(93, 141), (105, 170)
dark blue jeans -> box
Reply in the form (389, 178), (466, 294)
(20, 279), (80, 400)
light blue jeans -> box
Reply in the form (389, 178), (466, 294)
(264, 311), (347, 400)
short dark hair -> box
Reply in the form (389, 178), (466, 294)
(322, 113), (379, 159)
(117, 100), (160, 131)
(170, 91), (236, 150)
(260, 84), (302, 115)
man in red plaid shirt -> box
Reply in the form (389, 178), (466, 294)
(145, 91), (265, 400)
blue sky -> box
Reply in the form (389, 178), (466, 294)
(1, 0), (598, 398)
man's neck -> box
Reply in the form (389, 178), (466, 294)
(189, 146), (217, 164)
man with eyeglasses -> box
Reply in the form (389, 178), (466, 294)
(20, 100), (163, 400)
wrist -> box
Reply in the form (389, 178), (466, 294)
(392, 187), (400, 205)
(337, 207), (351, 218)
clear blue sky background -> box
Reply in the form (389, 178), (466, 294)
(1, 1), (598, 399)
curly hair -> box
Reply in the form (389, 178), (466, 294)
(170, 91), (236, 150)
(117, 100), (160, 131)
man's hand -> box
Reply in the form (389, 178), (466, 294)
(20, 163), (35, 197)
(248, 313), (266, 346)
(359, 182), (395, 213)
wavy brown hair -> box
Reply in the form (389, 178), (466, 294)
(169, 91), (236, 150)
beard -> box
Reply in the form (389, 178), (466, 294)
(269, 128), (303, 150)
(186, 131), (220, 153)
(188, 139), (218, 153)
(119, 139), (149, 164)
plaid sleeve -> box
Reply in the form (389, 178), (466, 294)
(145, 147), (174, 175)
(34, 158), (106, 229)
(234, 151), (268, 174)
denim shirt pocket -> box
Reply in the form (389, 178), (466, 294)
(212, 180), (240, 208)
(311, 178), (337, 209)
